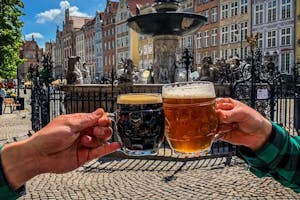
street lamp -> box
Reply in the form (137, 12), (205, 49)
(246, 32), (259, 108)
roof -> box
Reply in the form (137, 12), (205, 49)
(127, 0), (154, 16)
(70, 16), (93, 29)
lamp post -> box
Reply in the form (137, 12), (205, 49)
(182, 48), (193, 82)
(246, 33), (259, 108)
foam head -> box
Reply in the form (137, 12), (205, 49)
(162, 81), (216, 99)
(117, 93), (163, 104)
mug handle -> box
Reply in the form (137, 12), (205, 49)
(107, 112), (117, 143)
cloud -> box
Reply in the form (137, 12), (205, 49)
(25, 32), (44, 40)
(36, 1), (90, 24)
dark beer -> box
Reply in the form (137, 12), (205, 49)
(116, 93), (164, 156)
(162, 82), (217, 156)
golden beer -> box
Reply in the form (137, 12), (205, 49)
(162, 82), (217, 155)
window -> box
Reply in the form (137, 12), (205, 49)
(258, 33), (263, 49)
(188, 36), (193, 48)
(281, 53), (291, 73)
(204, 31), (209, 47)
(211, 29), (217, 46)
(267, 0), (277, 22)
(281, 0), (291, 19)
(231, 48), (238, 57)
(231, 2), (238, 17)
(221, 4), (229, 19)
(211, 7), (218, 23)
(230, 24), (238, 43)
(196, 32), (201, 49)
(221, 49), (228, 60)
(281, 27), (291, 46)
(241, 0), (248, 14)
(221, 26), (228, 44)
(241, 22), (248, 41)
(267, 30), (276, 48)
(255, 4), (263, 25)
(203, 10), (209, 24)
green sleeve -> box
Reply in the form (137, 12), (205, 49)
(0, 146), (26, 200)
(238, 122), (300, 193)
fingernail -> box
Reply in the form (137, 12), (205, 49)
(93, 108), (104, 116)
(99, 117), (111, 126)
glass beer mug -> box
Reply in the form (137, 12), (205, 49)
(114, 93), (165, 156)
(162, 81), (218, 157)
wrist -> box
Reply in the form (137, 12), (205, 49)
(248, 119), (272, 151)
(1, 139), (40, 190)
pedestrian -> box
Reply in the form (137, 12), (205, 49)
(0, 83), (6, 115)
(216, 98), (300, 193)
(0, 108), (121, 199)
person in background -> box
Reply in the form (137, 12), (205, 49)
(0, 83), (6, 115)
(216, 98), (300, 193)
(0, 109), (121, 199)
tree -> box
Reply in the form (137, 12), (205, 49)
(0, 0), (24, 79)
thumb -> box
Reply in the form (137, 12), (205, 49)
(68, 108), (105, 132)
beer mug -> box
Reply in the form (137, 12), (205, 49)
(115, 93), (165, 156)
(162, 81), (218, 157)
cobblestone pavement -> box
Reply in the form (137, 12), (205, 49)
(1, 90), (300, 199)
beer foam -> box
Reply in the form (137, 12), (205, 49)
(162, 82), (216, 99)
(117, 93), (162, 104)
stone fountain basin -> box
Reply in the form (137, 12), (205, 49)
(127, 12), (207, 36)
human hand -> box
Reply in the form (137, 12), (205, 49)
(1, 109), (120, 190)
(216, 98), (272, 151)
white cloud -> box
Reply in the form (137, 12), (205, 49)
(25, 32), (44, 40)
(36, 0), (90, 24)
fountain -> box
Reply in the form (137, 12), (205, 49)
(127, 0), (206, 83)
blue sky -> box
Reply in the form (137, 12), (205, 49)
(21, 0), (107, 48)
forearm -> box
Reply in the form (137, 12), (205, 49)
(239, 122), (300, 192)
(1, 139), (40, 190)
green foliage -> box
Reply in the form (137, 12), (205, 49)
(0, 0), (25, 79)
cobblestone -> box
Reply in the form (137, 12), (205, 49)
(0, 90), (299, 199)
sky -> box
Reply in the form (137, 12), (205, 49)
(21, 0), (107, 48)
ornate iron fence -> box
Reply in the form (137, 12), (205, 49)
(29, 52), (300, 160)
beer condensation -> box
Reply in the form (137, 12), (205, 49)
(162, 85), (217, 154)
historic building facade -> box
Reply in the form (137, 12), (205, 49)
(55, 8), (92, 77)
(54, 27), (63, 79)
(194, 0), (219, 69)
(180, 0), (194, 57)
(94, 12), (104, 81)
(295, 0), (300, 77)
(115, 0), (153, 70)
(102, 0), (119, 77)
(219, 0), (251, 61)
(252, 0), (294, 74)
(137, 3), (154, 70)
(75, 28), (85, 63)
(82, 18), (96, 81)
(19, 36), (43, 80)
